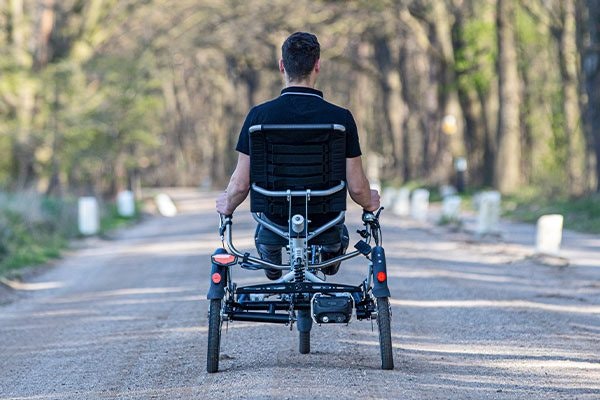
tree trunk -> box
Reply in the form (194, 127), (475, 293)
(584, 0), (600, 192)
(372, 36), (402, 172)
(34, 0), (55, 70)
(494, 0), (522, 193)
(559, 0), (586, 195)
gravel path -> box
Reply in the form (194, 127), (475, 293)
(0, 190), (599, 400)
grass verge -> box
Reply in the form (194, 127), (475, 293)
(0, 195), (141, 277)
(395, 183), (600, 234)
(503, 192), (600, 234)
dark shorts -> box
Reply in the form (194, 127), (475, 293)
(254, 220), (349, 275)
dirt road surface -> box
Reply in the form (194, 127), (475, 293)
(1, 190), (599, 399)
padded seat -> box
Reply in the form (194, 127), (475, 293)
(249, 124), (347, 228)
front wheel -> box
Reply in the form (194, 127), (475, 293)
(207, 299), (223, 373)
(299, 331), (310, 354)
(376, 297), (394, 370)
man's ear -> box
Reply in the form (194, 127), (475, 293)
(279, 59), (285, 74)
(314, 59), (321, 73)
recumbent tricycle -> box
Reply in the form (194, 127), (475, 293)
(206, 124), (393, 373)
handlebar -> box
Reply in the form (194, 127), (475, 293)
(362, 207), (384, 223)
(219, 214), (232, 237)
(362, 207), (384, 246)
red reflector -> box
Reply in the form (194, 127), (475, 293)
(376, 271), (387, 282)
(212, 254), (236, 265)
(211, 273), (222, 284)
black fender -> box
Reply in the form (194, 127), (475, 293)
(207, 248), (229, 300)
(371, 246), (391, 298)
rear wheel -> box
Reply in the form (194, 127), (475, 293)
(299, 331), (310, 354)
(207, 299), (222, 373)
(376, 297), (394, 370)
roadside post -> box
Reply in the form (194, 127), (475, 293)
(535, 214), (564, 255)
(392, 187), (411, 217)
(116, 190), (136, 218)
(411, 189), (430, 222)
(454, 157), (467, 193)
(155, 193), (178, 217)
(78, 197), (99, 235)
(442, 195), (462, 221)
(476, 191), (501, 235)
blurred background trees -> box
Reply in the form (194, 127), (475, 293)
(0, 0), (599, 197)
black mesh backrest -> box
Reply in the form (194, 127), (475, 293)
(249, 124), (346, 219)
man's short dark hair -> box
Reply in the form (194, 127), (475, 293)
(281, 32), (320, 81)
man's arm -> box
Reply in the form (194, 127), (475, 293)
(346, 156), (380, 211)
(216, 153), (250, 215)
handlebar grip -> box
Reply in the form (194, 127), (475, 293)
(362, 210), (376, 223)
(218, 214), (232, 236)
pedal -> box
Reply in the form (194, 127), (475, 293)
(354, 240), (372, 255)
(311, 293), (353, 324)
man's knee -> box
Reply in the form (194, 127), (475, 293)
(257, 243), (283, 264)
(321, 225), (349, 275)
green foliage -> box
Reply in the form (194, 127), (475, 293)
(454, 18), (497, 96)
(0, 0), (597, 199)
(504, 192), (600, 234)
(0, 191), (142, 275)
(0, 196), (74, 275)
(100, 202), (141, 234)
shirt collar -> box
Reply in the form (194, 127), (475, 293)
(280, 86), (324, 98)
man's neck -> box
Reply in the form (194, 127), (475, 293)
(284, 77), (315, 89)
(285, 82), (313, 89)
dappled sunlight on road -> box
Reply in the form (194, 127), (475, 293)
(41, 286), (197, 304)
(339, 338), (600, 392)
(0, 278), (65, 291)
(387, 268), (516, 283)
(1, 386), (209, 400)
(5, 326), (209, 355)
(389, 298), (600, 314)
(0, 308), (99, 319)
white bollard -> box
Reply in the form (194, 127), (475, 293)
(381, 187), (397, 210)
(411, 189), (430, 221)
(116, 190), (135, 217)
(78, 197), (99, 235)
(476, 191), (501, 234)
(393, 187), (411, 217)
(155, 193), (178, 217)
(442, 195), (462, 220)
(536, 214), (564, 255)
(440, 185), (457, 198)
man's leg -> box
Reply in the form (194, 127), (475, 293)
(255, 225), (283, 280)
(257, 244), (283, 280)
(321, 225), (349, 276)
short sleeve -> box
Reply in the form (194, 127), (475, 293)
(345, 110), (362, 158)
(235, 108), (256, 155)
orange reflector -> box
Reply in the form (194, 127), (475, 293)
(376, 271), (387, 282)
(211, 273), (222, 284)
(212, 253), (236, 265)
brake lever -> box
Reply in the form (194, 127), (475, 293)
(218, 214), (232, 237)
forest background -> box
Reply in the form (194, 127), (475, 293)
(0, 0), (599, 270)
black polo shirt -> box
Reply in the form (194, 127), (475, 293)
(235, 86), (362, 157)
